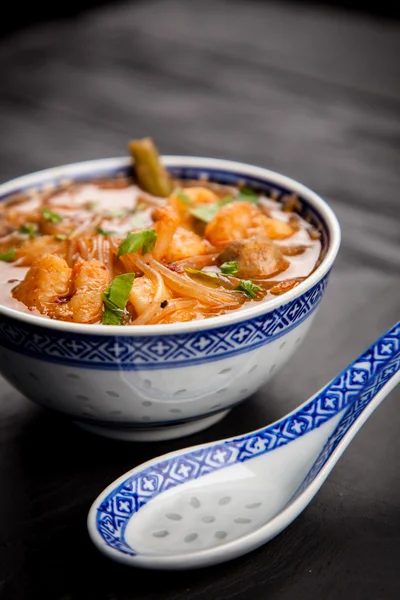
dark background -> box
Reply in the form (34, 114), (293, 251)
(0, 1), (399, 599)
(0, 0), (399, 38)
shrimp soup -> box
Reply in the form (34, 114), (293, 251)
(0, 140), (325, 326)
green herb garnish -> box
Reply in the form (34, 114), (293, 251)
(236, 187), (259, 203)
(176, 189), (193, 205)
(87, 202), (97, 210)
(102, 273), (135, 325)
(54, 234), (67, 241)
(117, 229), (157, 258)
(185, 268), (219, 280)
(220, 261), (239, 276)
(189, 196), (232, 223)
(41, 207), (63, 223)
(236, 279), (262, 299)
(189, 189), (259, 223)
(96, 227), (113, 236)
(0, 247), (16, 262)
(19, 223), (37, 238)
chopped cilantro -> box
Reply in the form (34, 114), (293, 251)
(41, 207), (63, 223)
(236, 187), (258, 203)
(189, 196), (232, 223)
(189, 189), (259, 223)
(176, 189), (193, 205)
(236, 279), (262, 299)
(19, 223), (36, 239)
(117, 229), (157, 258)
(96, 227), (113, 236)
(0, 247), (16, 262)
(220, 261), (239, 276)
(54, 234), (67, 241)
(102, 273), (135, 325)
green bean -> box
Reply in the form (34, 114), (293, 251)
(129, 138), (173, 197)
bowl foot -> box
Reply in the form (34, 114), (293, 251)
(74, 410), (230, 442)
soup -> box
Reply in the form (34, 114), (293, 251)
(0, 139), (323, 326)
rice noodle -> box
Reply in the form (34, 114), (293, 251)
(69, 215), (102, 239)
(77, 239), (89, 261)
(147, 257), (243, 308)
(103, 238), (113, 273)
(96, 235), (104, 264)
(172, 253), (218, 269)
(67, 238), (78, 266)
(149, 298), (200, 324)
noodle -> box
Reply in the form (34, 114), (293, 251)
(96, 234), (104, 264)
(149, 298), (201, 324)
(77, 239), (89, 261)
(67, 238), (78, 266)
(148, 257), (243, 308)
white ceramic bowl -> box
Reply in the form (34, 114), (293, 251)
(0, 157), (340, 441)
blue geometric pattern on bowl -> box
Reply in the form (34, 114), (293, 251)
(0, 276), (328, 370)
(95, 322), (400, 556)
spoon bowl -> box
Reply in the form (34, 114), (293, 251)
(88, 322), (400, 569)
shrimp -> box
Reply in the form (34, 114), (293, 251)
(166, 227), (210, 262)
(12, 255), (111, 323)
(129, 275), (173, 317)
(15, 235), (68, 265)
(205, 202), (255, 246)
(53, 259), (111, 323)
(252, 212), (294, 240)
(181, 187), (219, 204)
(12, 254), (71, 313)
(205, 202), (294, 246)
(152, 204), (180, 260)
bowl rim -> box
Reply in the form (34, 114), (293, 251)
(0, 155), (341, 336)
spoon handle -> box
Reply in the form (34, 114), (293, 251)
(234, 321), (400, 463)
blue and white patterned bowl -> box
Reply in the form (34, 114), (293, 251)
(0, 157), (340, 441)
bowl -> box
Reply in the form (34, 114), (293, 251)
(0, 156), (340, 441)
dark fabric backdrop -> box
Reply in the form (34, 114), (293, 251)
(1, 0), (399, 39)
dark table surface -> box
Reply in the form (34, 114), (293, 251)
(0, 1), (399, 599)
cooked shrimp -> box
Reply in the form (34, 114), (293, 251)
(167, 187), (220, 230)
(182, 187), (219, 204)
(128, 275), (173, 318)
(205, 202), (294, 246)
(13, 255), (110, 323)
(152, 204), (180, 260)
(54, 259), (111, 323)
(15, 235), (68, 265)
(205, 202), (256, 246)
(12, 254), (71, 313)
(252, 212), (294, 240)
(166, 227), (210, 262)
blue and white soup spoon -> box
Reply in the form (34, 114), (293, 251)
(88, 322), (400, 569)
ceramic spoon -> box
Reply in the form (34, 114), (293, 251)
(88, 322), (400, 570)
